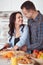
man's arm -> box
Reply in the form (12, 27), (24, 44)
(28, 22), (43, 50)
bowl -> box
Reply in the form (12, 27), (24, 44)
(18, 63), (34, 65)
(31, 57), (43, 64)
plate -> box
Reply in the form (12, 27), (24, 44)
(31, 57), (43, 64)
(18, 63), (34, 65)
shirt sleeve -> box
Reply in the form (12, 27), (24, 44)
(28, 22), (43, 50)
(7, 34), (13, 47)
(16, 25), (29, 47)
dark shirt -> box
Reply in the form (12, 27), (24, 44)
(14, 37), (20, 50)
(14, 37), (20, 45)
(28, 11), (43, 50)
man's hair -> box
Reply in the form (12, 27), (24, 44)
(21, 1), (36, 10)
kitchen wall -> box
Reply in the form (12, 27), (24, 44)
(0, 0), (43, 13)
(0, 0), (43, 23)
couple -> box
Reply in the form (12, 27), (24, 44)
(2, 1), (43, 53)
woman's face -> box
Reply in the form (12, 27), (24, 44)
(15, 13), (23, 26)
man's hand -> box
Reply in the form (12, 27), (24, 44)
(20, 45), (27, 52)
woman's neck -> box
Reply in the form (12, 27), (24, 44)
(15, 24), (20, 30)
(15, 24), (20, 38)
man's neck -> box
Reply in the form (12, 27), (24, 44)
(32, 11), (39, 20)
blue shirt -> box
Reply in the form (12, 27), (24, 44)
(7, 25), (31, 53)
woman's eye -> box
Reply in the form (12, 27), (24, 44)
(18, 16), (23, 19)
(17, 16), (20, 18)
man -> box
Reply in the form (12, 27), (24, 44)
(21, 1), (43, 51)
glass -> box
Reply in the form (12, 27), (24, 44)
(11, 57), (18, 65)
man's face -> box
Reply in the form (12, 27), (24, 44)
(22, 8), (33, 19)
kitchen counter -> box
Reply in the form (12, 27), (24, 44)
(0, 58), (11, 65)
(0, 50), (43, 65)
(0, 58), (43, 65)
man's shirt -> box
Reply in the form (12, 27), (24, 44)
(28, 11), (43, 50)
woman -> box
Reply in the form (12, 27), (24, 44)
(2, 11), (31, 53)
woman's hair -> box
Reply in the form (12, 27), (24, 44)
(21, 1), (36, 10)
(8, 11), (22, 37)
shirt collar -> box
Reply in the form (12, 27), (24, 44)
(28, 11), (42, 25)
(34, 11), (42, 22)
(14, 25), (24, 33)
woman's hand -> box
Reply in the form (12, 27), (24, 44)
(13, 45), (19, 50)
(11, 45), (27, 52)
